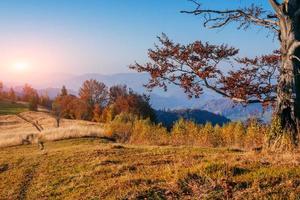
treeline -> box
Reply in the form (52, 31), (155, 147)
(0, 82), (50, 111)
(0, 82), (17, 102)
(52, 79), (155, 124)
(105, 113), (277, 150)
(0, 80), (155, 123)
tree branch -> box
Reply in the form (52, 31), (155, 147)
(130, 35), (279, 106)
(269, 0), (283, 15)
(181, 2), (279, 32)
(288, 41), (300, 55)
(203, 78), (276, 104)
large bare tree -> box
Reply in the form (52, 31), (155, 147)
(130, 0), (300, 147)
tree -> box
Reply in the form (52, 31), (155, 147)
(52, 94), (89, 120)
(40, 93), (52, 109)
(60, 85), (68, 96)
(92, 104), (102, 122)
(0, 81), (3, 98)
(52, 101), (62, 127)
(8, 88), (16, 103)
(28, 93), (39, 111)
(22, 84), (39, 111)
(109, 89), (156, 122)
(109, 84), (128, 104)
(69, 98), (89, 120)
(23, 84), (37, 101)
(79, 79), (108, 119)
(130, 0), (300, 147)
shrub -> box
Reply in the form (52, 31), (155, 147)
(268, 116), (296, 151)
(105, 112), (136, 143)
(245, 119), (266, 149)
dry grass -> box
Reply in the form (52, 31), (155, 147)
(0, 111), (105, 148)
(42, 125), (105, 141)
(1, 112), (300, 199)
(1, 138), (300, 199)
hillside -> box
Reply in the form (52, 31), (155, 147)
(0, 111), (104, 148)
(156, 109), (230, 128)
(199, 99), (273, 122)
(0, 138), (300, 199)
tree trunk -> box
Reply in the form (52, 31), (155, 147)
(292, 0), (300, 135)
(274, 1), (300, 146)
(275, 54), (298, 143)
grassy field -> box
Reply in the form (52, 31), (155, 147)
(1, 111), (300, 199)
(0, 100), (28, 115)
(1, 138), (300, 199)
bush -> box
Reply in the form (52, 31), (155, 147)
(105, 112), (168, 144)
(105, 113), (136, 143)
(268, 116), (295, 151)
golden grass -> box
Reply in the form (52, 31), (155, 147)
(0, 111), (105, 148)
(1, 138), (300, 199)
(1, 111), (300, 199)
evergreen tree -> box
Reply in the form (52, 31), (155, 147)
(60, 85), (68, 96)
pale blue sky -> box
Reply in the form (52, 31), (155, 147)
(0, 0), (278, 81)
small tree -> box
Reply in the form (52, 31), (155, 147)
(22, 84), (39, 111)
(28, 93), (39, 111)
(52, 102), (62, 127)
(8, 88), (16, 103)
(0, 81), (3, 99)
(60, 85), (68, 96)
(23, 84), (37, 102)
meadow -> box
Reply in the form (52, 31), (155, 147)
(1, 110), (300, 199)
(1, 138), (300, 199)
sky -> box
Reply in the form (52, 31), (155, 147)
(0, 0), (279, 84)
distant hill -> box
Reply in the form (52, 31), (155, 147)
(199, 98), (273, 122)
(155, 109), (230, 129)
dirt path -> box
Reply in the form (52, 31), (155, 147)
(16, 114), (43, 132)
(17, 163), (39, 200)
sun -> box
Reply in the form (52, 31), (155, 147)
(13, 62), (29, 71)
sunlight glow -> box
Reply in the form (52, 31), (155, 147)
(13, 62), (29, 72)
